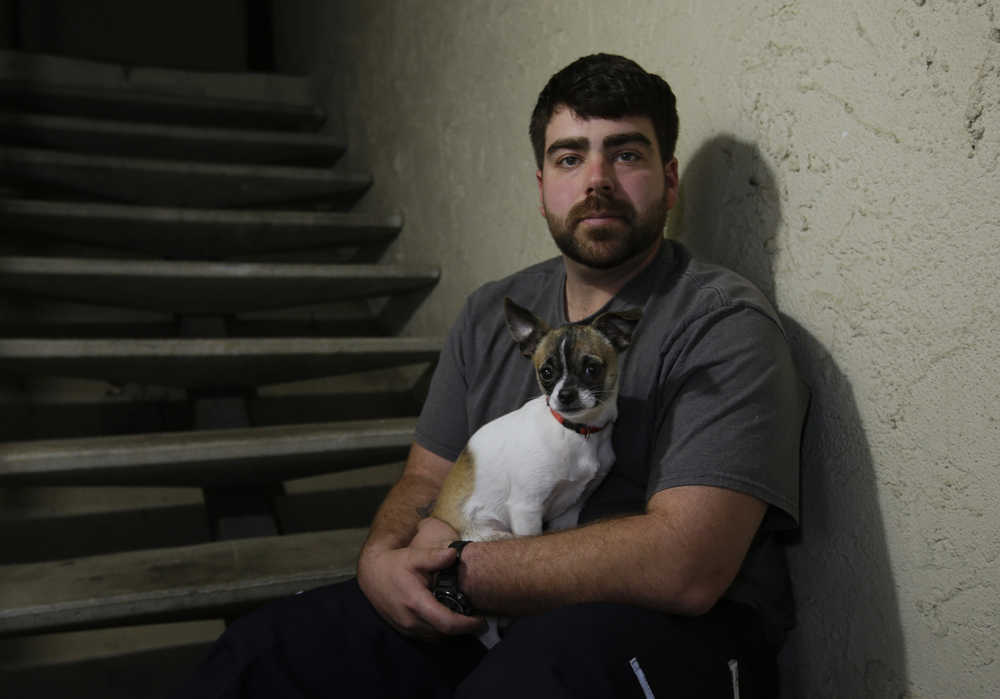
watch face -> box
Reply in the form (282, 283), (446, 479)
(432, 571), (474, 616)
(434, 588), (470, 614)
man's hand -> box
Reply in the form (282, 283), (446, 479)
(357, 518), (485, 641)
(356, 444), (485, 640)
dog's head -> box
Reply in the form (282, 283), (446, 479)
(504, 297), (641, 418)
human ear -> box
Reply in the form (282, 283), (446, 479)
(536, 169), (546, 217)
(664, 157), (679, 209)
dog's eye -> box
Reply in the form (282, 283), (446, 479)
(539, 366), (555, 381)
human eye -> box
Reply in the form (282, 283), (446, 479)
(615, 150), (642, 163)
(556, 154), (582, 168)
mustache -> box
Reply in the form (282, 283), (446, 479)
(568, 193), (635, 226)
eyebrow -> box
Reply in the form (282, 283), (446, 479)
(603, 132), (653, 150)
(546, 137), (588, 158)
(545, 132), (654, 159)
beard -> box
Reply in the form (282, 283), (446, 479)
(544, 190), (669, 270)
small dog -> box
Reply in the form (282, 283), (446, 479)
(430, 298), (640, 647)
(432, 296), (641, 543)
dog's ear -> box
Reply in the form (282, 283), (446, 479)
(591, 307), (642, 352)
(504, 297), (550, 357)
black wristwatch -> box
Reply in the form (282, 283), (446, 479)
(432, 540), (475, 615)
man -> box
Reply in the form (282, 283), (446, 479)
(178, 53), (806, 699)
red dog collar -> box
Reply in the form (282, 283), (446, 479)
(549, 407), (608, 437)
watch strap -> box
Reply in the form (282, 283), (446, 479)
(449, 539), (471, 560)
(432, 540), (475, 615)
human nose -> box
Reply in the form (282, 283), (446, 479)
(584, 156), (615, 195)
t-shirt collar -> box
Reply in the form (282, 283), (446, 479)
(557, 239), (677, 325)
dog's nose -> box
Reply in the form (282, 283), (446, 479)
(557, 388), (576, 405)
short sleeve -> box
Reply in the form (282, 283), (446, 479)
(649, 306), (805, 529)
(414, 301), (473, 462)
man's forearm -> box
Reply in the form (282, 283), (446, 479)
(457, 485), (767, 618)
(364, 473), (439, 552)
(457, 514), (693, 616)
(363, 443), (453, 554)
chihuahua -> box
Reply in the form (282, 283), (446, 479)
(432, 297), (641, 543)
(430, 298), (640, 647)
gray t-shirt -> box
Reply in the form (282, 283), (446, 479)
(415, 240), (808, 640)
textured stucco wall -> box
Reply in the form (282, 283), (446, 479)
(284, 1), (1000, 696)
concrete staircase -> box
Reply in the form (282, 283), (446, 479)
(0, 51), (436, 697)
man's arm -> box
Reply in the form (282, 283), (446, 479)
(356, 443), (485, 639)
(453, 484), (766, 617)
(361, 442), (450, 552)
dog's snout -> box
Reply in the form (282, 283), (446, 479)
(557, 388), (576, 404)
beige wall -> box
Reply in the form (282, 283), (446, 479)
(284, 1), (1000, 696)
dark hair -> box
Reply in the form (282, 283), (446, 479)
(529, 53), (679, 169)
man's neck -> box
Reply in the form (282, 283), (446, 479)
(563, 239), (661, 322)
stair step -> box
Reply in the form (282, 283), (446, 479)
(0, 295), (175, 339)
(0, 113), (345, 165)
(0, 528), (367, 636)
(0, 337), (442, 388)
(1, 489), (209, 566)
(0, 50), (324, 130)
(7, 367), (424, 442)
(2, 464), (401, 565)
(0, 257), (439, 313)
(0, 621), (221, 699)
(0, 199), (401, 258)
(0, 305), (384, 340)
(0, 619), (222, 672)
(4, 478), (398, 571)
(0, 148), (370, 207)
(0, 417), (416, 486)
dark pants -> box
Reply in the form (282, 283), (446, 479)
(173, 579), (778, 698)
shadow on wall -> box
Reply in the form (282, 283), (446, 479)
(669, 136), (908, 698)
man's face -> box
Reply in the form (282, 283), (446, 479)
(537, 107), (679, 270)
